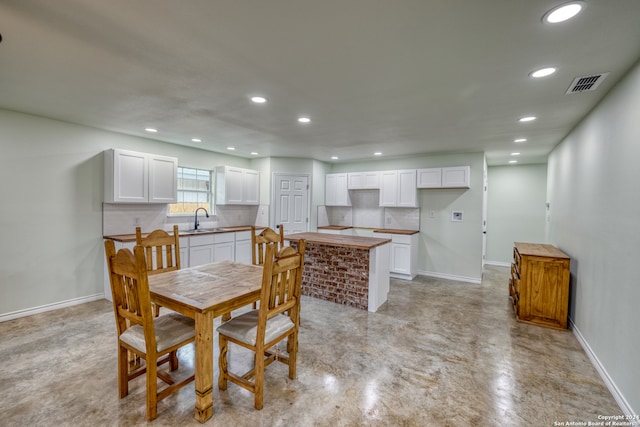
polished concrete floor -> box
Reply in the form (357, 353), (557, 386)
(0, 266), (621, 426)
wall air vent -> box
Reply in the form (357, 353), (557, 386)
(566, 73), (609, 94)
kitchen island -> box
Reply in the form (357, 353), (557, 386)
(284, 232), (391, 312)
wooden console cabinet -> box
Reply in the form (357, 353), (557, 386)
(509, 242), (571, 330)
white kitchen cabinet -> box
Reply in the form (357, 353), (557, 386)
(379, 169), (417, 207)
(375, 232), (419, 280)
(325, 173), (351, 206)
(347, 171), (380, 189)
(188, 232), (235, 267)
(215, 166), (260, 205)
(417, 166), (470, 189)
(234, 230), (252, 264)
(104, 148), (177, 203)
(442, 166), (471, 188)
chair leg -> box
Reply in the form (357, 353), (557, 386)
(287, 333), (298, 379)
(146, 354), (158, 421)
(254, 349), (265, 410)
(118, 345), (129, 398)
(169, 350), (179, 371)
(218, 335), (228, 390)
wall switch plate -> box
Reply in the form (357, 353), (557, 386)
(452, 211), (463, 222)
(428, 210), (436, 218)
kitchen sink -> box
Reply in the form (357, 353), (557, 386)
(183, 228), (227, 234)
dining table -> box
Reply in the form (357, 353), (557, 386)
(147, 260), (264, 423)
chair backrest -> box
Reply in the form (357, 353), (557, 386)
(258, 240), (306, 325)
(135, 225), (181, 275)
(251, 225), (285, 266)
(104, 240), (157, 352)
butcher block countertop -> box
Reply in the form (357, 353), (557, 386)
(285, 232), (391, 250)
(373, 229), (419, 235)
(317, 225), (353, 230)
(104, 225), (258, 243)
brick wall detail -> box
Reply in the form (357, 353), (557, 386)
(293, 242), (370, 310)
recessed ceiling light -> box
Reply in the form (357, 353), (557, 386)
(509, 160), (518, 164)
(511, 152), (521, 156)
(251, 152), (259, 156)
(519, 116), (537, 122)
(227, 146), (235, 151)
(514, 138), (527, 143)
(543, 2), (585, 24)
(145, 128), (158, 133)
(331, 156), (339, 160)
(191, 138), (202, 143)
(374, 152), (382, 156)
(530, 67), (557, 78)
(251, 96), (267, 104)
(298, 117), (311, 123)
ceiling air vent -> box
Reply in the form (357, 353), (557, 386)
(566, 73), (609, 94)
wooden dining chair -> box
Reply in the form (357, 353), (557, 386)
(251, 225), (285, 266)
(104, 240), (195, 421)
(136, 225), (181, 316)
(217, 239), (306, 410)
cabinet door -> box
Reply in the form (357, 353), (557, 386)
(325, 174), (337, 205)
(225, 167), (245, 204)
(379, 171), (398, 207)
(347, 172), (364, 189)
(442, 166), (470, 188)
(189, 245), (214, 267)
(149, 154), (178, 203)
(417, 168), (442, 188)
(325, 173), (350, 206)
(235, 239), (252, 263)
(112, 149), (148, 202)
(397, 169), (417, 207)
(244, 169), (260, 204)
(363, 171), (380, 189)
(213, 241), (235, 262)
(390, 243), (411, 274)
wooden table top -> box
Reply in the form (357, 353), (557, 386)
(147, 261), (264, 315)
(285, 232), (391, 250)
(514, 242), (570, 259)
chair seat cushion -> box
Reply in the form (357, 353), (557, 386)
(120, 313), (195, 354)
(217, 310), (294, 346)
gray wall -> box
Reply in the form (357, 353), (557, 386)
(547, 59), (640, 414)
(0, 109), (249, 316)
(486, 164), (547, 264)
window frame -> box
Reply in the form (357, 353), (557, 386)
(168, 166), (214, 216)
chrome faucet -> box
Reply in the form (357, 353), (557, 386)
(194, 207), (209, 230)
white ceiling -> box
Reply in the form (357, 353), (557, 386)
(1, 1), (640, 165)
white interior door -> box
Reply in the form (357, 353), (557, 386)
(273, 174), (309, 234)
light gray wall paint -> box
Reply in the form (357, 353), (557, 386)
(333, 152), (486, 281)
(486, 164), (547, 264)
(547, 60), (640, 415)
(0, 109), (248, 315)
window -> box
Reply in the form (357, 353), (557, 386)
(168, 167), (213, 215)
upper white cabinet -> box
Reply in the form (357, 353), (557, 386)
(215, 166), (260, 205)
(104, 148), (177, 203)
(347, 171), (380, 189)
(379, 169), (417, 207)
(417, 166), (470, 189)
(325, 173), (351, 206)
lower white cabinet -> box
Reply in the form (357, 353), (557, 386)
(234, 231), (252, 264)
(374, 232), (418, 280)
(188, 233), (235, 267)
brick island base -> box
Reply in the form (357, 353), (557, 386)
(286, 232), (391, 312)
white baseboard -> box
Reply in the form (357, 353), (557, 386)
(570, 317), (637, 418)
(417, 270), (481, 284)
(484, 260), (511, 267)
(0, 293), (105, 323)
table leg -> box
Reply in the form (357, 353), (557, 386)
(194, 310), (214, 423)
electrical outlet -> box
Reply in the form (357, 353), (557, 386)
(134, 217), (140, 226)
(386, 216), (391, 224)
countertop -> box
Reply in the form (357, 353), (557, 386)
(284, 232), (391, 250)
(318, 226), (419, 235)
(103, 225), (258, 243)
